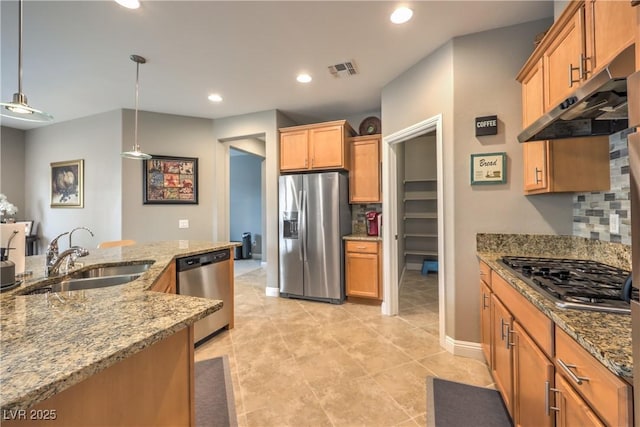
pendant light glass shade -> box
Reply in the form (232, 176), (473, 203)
(0, 0), (53, 123)
(121, 54), (151, 160)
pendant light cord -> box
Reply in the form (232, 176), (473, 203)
(17, 0), (23, 95)
(134, 60), (140, 147)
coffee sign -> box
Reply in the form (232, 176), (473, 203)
(475, 115), (498, 136)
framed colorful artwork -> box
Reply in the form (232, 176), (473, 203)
(143, 155), (198, 204)
(51, 159), (84, 207)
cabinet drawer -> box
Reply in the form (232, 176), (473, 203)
(555, 327), (633, 427)
(491, 271), (553, 357)
(345, 240), (378, 254)
(479, 261), (491, 287)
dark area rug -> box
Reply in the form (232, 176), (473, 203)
(426, 376), (512, 427)
(195, 355), (238, 427)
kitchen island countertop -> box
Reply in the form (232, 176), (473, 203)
(0, 240), (237, 411)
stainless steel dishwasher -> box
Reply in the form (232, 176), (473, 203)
(177, 249), (231, 345)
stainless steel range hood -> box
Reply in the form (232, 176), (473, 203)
(518, 46), (635, 143)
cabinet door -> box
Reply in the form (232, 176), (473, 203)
(350, 136), (381, 203)
(584, 0), (635, 75)
(309, 125), (345, 169)
(513, 321), (554, 427)
(280, 130), (309, 171)
(480, 280), (492, 366)
(554, 374), (604, 427)
(491, 295), (513, 417)
(523, 141), (548, 192)
(543, 6), (586, 111)
(521, 59), (544, 128)
(346, 250), (379, 299)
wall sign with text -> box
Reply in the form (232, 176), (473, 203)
(475, 115), (498, 136)
(470, 152), (506, 185)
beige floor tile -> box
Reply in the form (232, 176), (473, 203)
(372, 361), (432, 418)
(301, 300), (356, 323)
(395, 417), (421, 427)
(341, 301), (384, 319)
(325, 318), (380, 346)
(315, 376), (410, 426)
(297, 345), (368, 392)
(418, 352), (493, 386)
(233, 334), (294, 374)
(244, 393), (333, 427)
(343, 334), (412, 374)
(229, 317), (281, 345)
(280, 325), (341, 359)
(385, 325), (444, 360)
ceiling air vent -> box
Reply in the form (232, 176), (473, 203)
(328, 60), (358, 78)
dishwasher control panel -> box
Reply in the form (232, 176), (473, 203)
(177, 249), (230, 272)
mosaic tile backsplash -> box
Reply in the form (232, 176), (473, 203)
(573, 129), (632, 245)
(351, 203), (382, 234)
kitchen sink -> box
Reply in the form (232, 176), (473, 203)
(25, 273), (143, 294)
(68, 262), (153, 279)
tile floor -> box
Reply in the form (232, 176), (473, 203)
(195, 263), (493, 426)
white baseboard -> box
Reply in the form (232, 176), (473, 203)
(406, 262), (423, 271)
(265, 286), (279, 297)
(444, 335), (485, 361)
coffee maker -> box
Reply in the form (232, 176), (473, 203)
(366, 211), (382, 236)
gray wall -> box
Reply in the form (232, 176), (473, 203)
(23, 110), (122, 251)
(1, 126), (26, 217)
(382, 18), (572, 344)
(230, 151), (263, 255)
(121, 110), (215, 243)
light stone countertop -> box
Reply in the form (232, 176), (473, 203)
(343, 233), (382, 241)
(476, 233), (632, 381)
(0, 240), (239, 411)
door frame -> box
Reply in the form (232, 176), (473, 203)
(381, 114), (445, 346)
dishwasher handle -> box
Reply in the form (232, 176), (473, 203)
(177, 249), (230, 272)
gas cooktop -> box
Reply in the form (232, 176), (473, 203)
(500, 256), (634, 314)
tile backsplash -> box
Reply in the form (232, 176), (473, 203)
(572, 129), (632, 245)
(351, 204), (382, 234)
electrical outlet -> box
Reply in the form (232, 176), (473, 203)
(609, 213), (619, 234)
(178, 219), (189, 229)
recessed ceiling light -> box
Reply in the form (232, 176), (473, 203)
(208, 94), (223, 102)
(296, 73), (312, 83)
(115, 0), (140, 9)
(390, 6), (413, 24)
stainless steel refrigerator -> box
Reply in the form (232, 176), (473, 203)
(279, 171), (351, 304)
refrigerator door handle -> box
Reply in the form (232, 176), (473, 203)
(301, 190), (308, 261)
(298, 190), (304, 261)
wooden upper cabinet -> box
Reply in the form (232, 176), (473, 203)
(521, 59), (544, 128)
(584, 0), (636, 76)
(523, 137), (610, 195)
(280, 129), (309, 171)
(349, 134), (381, 204)
(523, 141), (548, 192)
(543, 5), (586, 112)
(279, 120), (356, 173)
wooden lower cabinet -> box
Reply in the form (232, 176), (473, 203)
(480, 280), (492, 364)
(491, 295), (514, 417)
(150, 261), (176, 294)
(513, 321), (554, 427)
(480, 262), (633, 426)
(345, 240), (381, 299)
(554, 373), (604, 427)
(4, 327), (195, 427)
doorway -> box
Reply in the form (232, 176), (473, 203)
(382, 114), (445, 347)
(228, 142), (266, 274)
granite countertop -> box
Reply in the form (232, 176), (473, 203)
(475, 234), (632, 381)
(0, 240), (238, 411)
(343, 233), (382, 241)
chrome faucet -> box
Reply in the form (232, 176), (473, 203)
(45, 232), (69, 273)
(47, 247), (90, 277)
(69, 226), (94, 248)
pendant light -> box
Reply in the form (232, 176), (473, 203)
(0, 0), (53, 123)
(121, 54), (152, 160)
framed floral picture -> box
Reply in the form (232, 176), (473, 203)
(143, 155), (198, 204)
(51, 159), (84, 207)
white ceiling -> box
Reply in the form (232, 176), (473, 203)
(1, 1), (553, 131)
